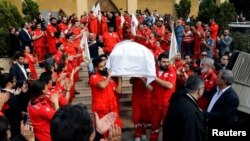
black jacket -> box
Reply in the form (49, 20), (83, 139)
(18, 29), (33, 49)
(163, 90), (206, 141)
(203, 87), (239, 130)
(9, 63), (28, 85)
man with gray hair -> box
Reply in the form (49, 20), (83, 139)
(163, 75), (206, 141)
(204, 69), (239, 139)
(198, 58), (217, 111)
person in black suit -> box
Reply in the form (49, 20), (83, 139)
(204, 69), (239, 139)
(163, 75), (206, 141)
(19, 22), (33, 52)
(9, 52), (28, 85)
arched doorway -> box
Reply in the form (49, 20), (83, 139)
(95, 0), (119, 12)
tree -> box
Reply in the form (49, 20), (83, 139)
(0, 0), (22, 57)
(175, 0), (191, 20)
(230, 0), (250, 20)
(216, 2), (237, 30)
(22, 0), (40, 21)
(230, 32), (250, 53)
(197, 0), (218, 24)
(197, 0), (237, 31)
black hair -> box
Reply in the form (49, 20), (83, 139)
(44, 56), (56, 73)
(51, 104), (94, 141)
(30, 80), (46, 105)
(157, 52), (169, 61)
(13, 52), (25, 60)
(39, 72), (52, 84)
(99, 54), (108, 60)
(0, 74), (15, 89)
(50, 17), (57, 22)
(0, 116), (9, 141)
(65, 33), (73, 39)
(56, 42), (63, 49)
(56, 62), (66, 73)
(54, 31), (61, 39)
(92, 57), (103, 68)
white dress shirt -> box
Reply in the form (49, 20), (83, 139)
(17, 63), (28, 79)
(23, 28), (32, 39)
(207, 86), (231, 112)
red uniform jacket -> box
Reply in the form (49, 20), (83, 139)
(116, 16), (123, 39)
(90, 73), (118, 114)
(58, 22), (68, 32)
(101, 16), (108, 35)
(198, 69), (217, 110)
(28, 99), (55, 141)
(89, 14), (98, 35)
(102, 32), (120, 54)
(25, 54), (38, 80)
(151, 66), (177, 107)
(46, 24), (57, 54)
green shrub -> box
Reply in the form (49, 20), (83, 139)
(0, 0), (22, 57)
(230, 32), (250, 53)
(22, 0), (39, 21)
(216, 2), (237, 30)
(174, 0), (191, 20)
(197, 0), (237, 31)
(197, 0), (218, 24)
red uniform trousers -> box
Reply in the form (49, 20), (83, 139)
(133, 96), (151, 137)
(150, 104), (168, 141)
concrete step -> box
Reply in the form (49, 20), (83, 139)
(75, 90), (132, 98)
(75, 80), (132, 88)
(74, 87), (132, 96)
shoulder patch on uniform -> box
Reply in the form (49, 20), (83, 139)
(164, 73), (169, 78)
(46, 108), (51, 112)
(32, 105), (40, 110)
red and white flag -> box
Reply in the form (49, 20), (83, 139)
(169, 27), (178, 60)
(121, 15), (125, 28)
(91, 2), (101, 21)
(80, 33), (91, 64)
(131, 13), (139, 36)
(95, 3), (102, 21)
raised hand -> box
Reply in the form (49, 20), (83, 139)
(108, 124), (121, 141)
(95, 112), (116, 134)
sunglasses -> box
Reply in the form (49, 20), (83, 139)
(201, 54), (207, 57)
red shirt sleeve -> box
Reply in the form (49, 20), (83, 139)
(165, 66), (177, 85)
(90, 74), (102, 87)
(39, 104), (56, 120)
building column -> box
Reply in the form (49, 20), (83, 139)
(190, 0), (199, 17)
(126, 0), (137, 14)
(76, 0), (88, 18)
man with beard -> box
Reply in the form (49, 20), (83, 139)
(153, 19), (165, 39)
(46, 17), (58, 54)
(89, 57), (122, 139)
(220, 54), (229, 69)
(198, 58), (217, 111)
(150, 52), (177, 141)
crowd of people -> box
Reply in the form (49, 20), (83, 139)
(0, 8), (241, 141)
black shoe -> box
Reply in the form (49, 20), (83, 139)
(74, 91), (80, 95)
